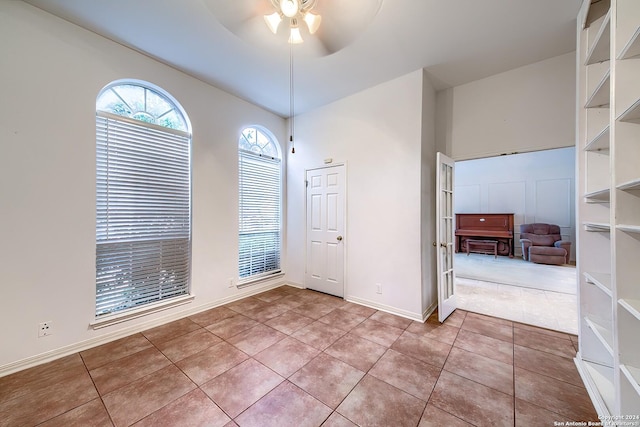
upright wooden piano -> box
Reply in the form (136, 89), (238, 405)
(455, 213), (514, 257)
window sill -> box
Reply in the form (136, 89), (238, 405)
(237, 271), (285, 289)
(90, 294), (195, 329)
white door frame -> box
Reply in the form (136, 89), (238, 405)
(304, 163), (347, 298)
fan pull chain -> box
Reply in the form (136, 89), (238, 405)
(289, 42), (295, 154)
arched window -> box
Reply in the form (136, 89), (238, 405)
(238, 126), (282, 280)
(95, 81), (191, 317)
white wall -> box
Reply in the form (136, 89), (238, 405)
(454, 147), (576, 261)
(286, 70), (434, 320)
(438, 52), (576, 160)
(0, 2), (286, 371)
(420, 70), (439, 317)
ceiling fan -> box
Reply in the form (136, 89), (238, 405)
(204, 0), (384, 57)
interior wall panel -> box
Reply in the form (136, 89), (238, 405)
(535, 178), (571, 227)
(455, 184), (481, 213)
(488, 181), (526, 226)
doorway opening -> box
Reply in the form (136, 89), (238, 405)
(453, 147), (577, 333)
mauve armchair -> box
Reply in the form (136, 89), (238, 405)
(519, 223), (571, 265)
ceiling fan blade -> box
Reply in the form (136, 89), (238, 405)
(313, 0), (383, 54)
(203, 0), (273, 33)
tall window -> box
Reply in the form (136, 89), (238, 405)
(238, 127), (282, 280)
(95, 82), (191, 317)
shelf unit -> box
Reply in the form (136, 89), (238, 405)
(576, 0), (640, 417)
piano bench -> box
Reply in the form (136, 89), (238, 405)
(466, 239), (498, 258)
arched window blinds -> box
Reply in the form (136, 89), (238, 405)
(95, 82), (191, 316)
(238, 126), (282, 280)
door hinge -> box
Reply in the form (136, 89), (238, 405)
(305, 180), (309, 188)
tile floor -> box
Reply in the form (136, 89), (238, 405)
(0, 286), (597, 427)
(456, 277), (579, 335)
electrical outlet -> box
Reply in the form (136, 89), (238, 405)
(228, 277), (235, 288)
(38, 321), (52, 337)
(376, 283), (382, 294)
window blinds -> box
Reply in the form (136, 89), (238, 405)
(96, 112), (191, 316)
(238, 151), (281, 279)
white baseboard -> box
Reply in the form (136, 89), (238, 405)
(0, 280), (290, 378)
(573, 354), (610, 418)
(345, 295), (423, 322)
(422, 301), (438, 322)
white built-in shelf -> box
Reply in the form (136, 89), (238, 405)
(619, 26), (640, 60)
(586, 10), (611, 64)
(585, 70), (611, 108)
(584, 360), (616, 414)
(585, 316), (615, 356)
(619, 298), (640, 321)
(585, 272), (612, 296)
(585, 126), (610, 151)
(617, 224), (640, 234)
(618, 98), (640, 123)
(583, 0), (611, 29)
(585, 188), (611, 203)
(584, 222), (611, 232)
(617, 178), (640, 192)
(620, 365), (640, 397)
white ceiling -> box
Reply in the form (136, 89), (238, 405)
(23, 0), (581, 118)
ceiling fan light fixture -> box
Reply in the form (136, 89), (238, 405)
(264, 11), (282, 34)
(280, 0), (300, 18)
(303, 12), (321, 34)
(288, 22), (304, 44)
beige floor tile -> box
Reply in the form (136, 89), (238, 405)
(80, 334), (152, 371)
(133, 389), (230, 427)
(391, 331), (452, 368)
(292, 320), (347, 350)
(430, 370), (514, 427)
(102, 365), (195, 427)
(350, 318), (404, 347)
(176, 342), (248, 385)
(234, 381), (332, 427)
(336, 375), (426, 427)
(514, 367), (598, 422)
(141, 318), (202, 345)
(418, 404), (474, 427)
(0, 368), (99, 427)
(253, 336), (320, 377)
(443, 347), (514, 395)
(205, 314), (259, 340)
(156, 328), (222, 363)
(39, 398), (113, 427)
(201, 359), (283, 417)
(226, 324), (287, 356)
(368, 349), (440, 401)
(90, 347), (171, 395)
(324, 333), (387, 372)
(264, 310), (314, 335)
(290, 353), (364, 409)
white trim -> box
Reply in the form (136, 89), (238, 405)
(345, 295), (423, 322)
(90, 295), (195, 329)
(0, 281), (292, 378)
(237, 271), (285, 289)
(573, 355), (611, 418)
(422, 301), (438, 322)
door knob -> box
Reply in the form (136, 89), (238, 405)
(337, 236), (343, 241)
(440, 242), (447, 248)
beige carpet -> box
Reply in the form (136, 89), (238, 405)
(454, 252), (577, 295)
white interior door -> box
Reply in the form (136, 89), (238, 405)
(305, 165), (345, 298)
(436, 152), (456, 322)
